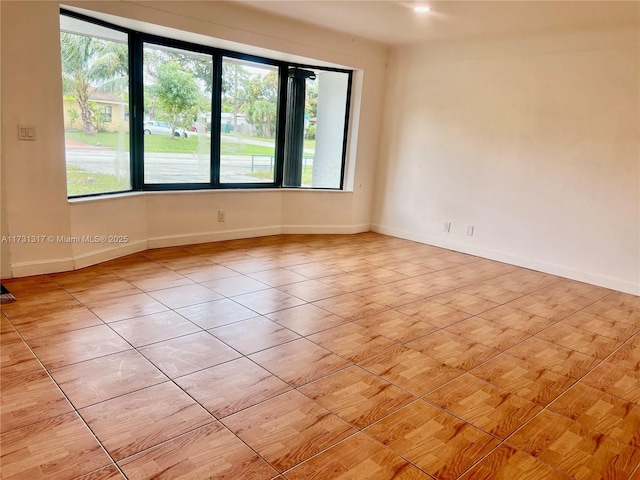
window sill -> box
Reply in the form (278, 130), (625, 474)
(68, 188), (352, 204)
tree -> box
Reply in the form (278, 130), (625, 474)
(148, 63), (200, 137)
(67, 106), (79, 130)
(60, 32), (128, 135)
(306, 79), (318, 119)
(243, 71), (279, 138)
(222, 63), (249, 132)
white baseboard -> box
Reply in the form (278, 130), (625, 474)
(73, 241), (149, 270)
(11, 258), (75, 278)
(147, 226), (282, 249)
(149, 225), (371, 248)
(371, 224), (640, 296)
(281, 224), (370, 234)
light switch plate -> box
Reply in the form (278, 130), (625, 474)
(18, 125), (36, 141)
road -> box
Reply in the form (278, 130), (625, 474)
(65, 147), (281, 184)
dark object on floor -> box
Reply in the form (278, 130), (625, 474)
(1, 284), (16, 304)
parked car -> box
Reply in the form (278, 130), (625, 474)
(143, 120), (186, 137)
(188, 123), (208, 133)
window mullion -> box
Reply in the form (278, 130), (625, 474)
(211, 54), (223, 186)
(274, 64), (288, 187)
(130, 33), (144, 190)
(283, 68), (315, 187)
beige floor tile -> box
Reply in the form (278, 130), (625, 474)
(360, 345), (464, 396)
(506, 337), (599, 379)
(0, 316), (21, 345)
(424, 374), (541, 439)
(308, 322), (398, 363)
(80, 382), (214, 461)
(537, 321), (623, 358)
(231, 288), (306, 314)
(356, 309), (438, 343)
(313, 292), (388, 320)
(147, 284), (223, 309)
(109, 310), (201, 347)
(508, 410), (640, 479)
(139, 331), (240, 377)
(299, 366), (415, 428)
(222, 390), (356, 471)
(11, 306), (103, 341)
(118, 422), (277, 479)
(249, 338), (351, 387)
(1, 370), (73, 433)
(549, 382), (640, 448)
(51, 350), (168, 408)
(0, 340), (43, 380)
(266, 303), (347, 335)
(477, 305), (557, 335)
(395, 299), (471, 328)
(175, 298), (257, 329)
(276, 279), (345, 302)
(407, 330), (499, 371)
(446, 316), (531, 350)
(608, 338), (640, 371)
(584, 301), (640, 326)
(471, 354), (575, 406)
(505, 295), (577, 321)
(176, 357), (291, 418)
(73, 465), (126, 480)
(285, 433), (431, 479)
(365, 400), (500, 480)
(458, 445), (570, 480)
(211, 316), (300, 355)
(29, 325), (132, 369)
(87, 292), (168, 323)
(561, 310), (639, 341)
(0, 412), (111, 480)
(581, 361), (640, 404)
(201, 275), (270, 297)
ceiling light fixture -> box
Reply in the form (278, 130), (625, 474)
(414, 6), (430, 13)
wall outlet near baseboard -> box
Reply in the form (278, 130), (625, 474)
(466, 225), (474, 236)
(218, 210), (226, 222)
(443, 222), (451, 233)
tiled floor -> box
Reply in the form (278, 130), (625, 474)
(1, 233), (639, 480)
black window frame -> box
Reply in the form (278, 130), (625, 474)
(60, 8), (353, 198)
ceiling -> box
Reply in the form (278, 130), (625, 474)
(235, 1), (639, 46)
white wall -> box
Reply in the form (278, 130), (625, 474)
(0, 1), (387, 278)
(372, 26), (640, 294)
(1, 2), (74, 276)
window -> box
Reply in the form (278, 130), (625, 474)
(302, 69), (350, 189)
(60, 10), (352, 198)
(99, 106), (112, 123)
(220, 57), (279, 184)
(142, 42), (212, 184)
(60, 14), (131, 197)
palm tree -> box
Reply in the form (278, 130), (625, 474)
(60, 32), (128, 135)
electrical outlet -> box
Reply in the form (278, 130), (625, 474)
(444, 222), (451, 233)
(218, 210), (226, 222)
(466, 225), (474, 236)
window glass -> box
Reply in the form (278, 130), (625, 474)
(60, 15), (131, 196)
(303, 70), (349, 189)
(61, 11), (352, 196)
(143, 43), (212, 184)
(220, 57), (278, 184)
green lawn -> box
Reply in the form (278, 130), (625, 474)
(246, 166), (313, 185)
(221, 133), (315, 152)
(67, 165), (130, 197)
(66, 131), (277, 156)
